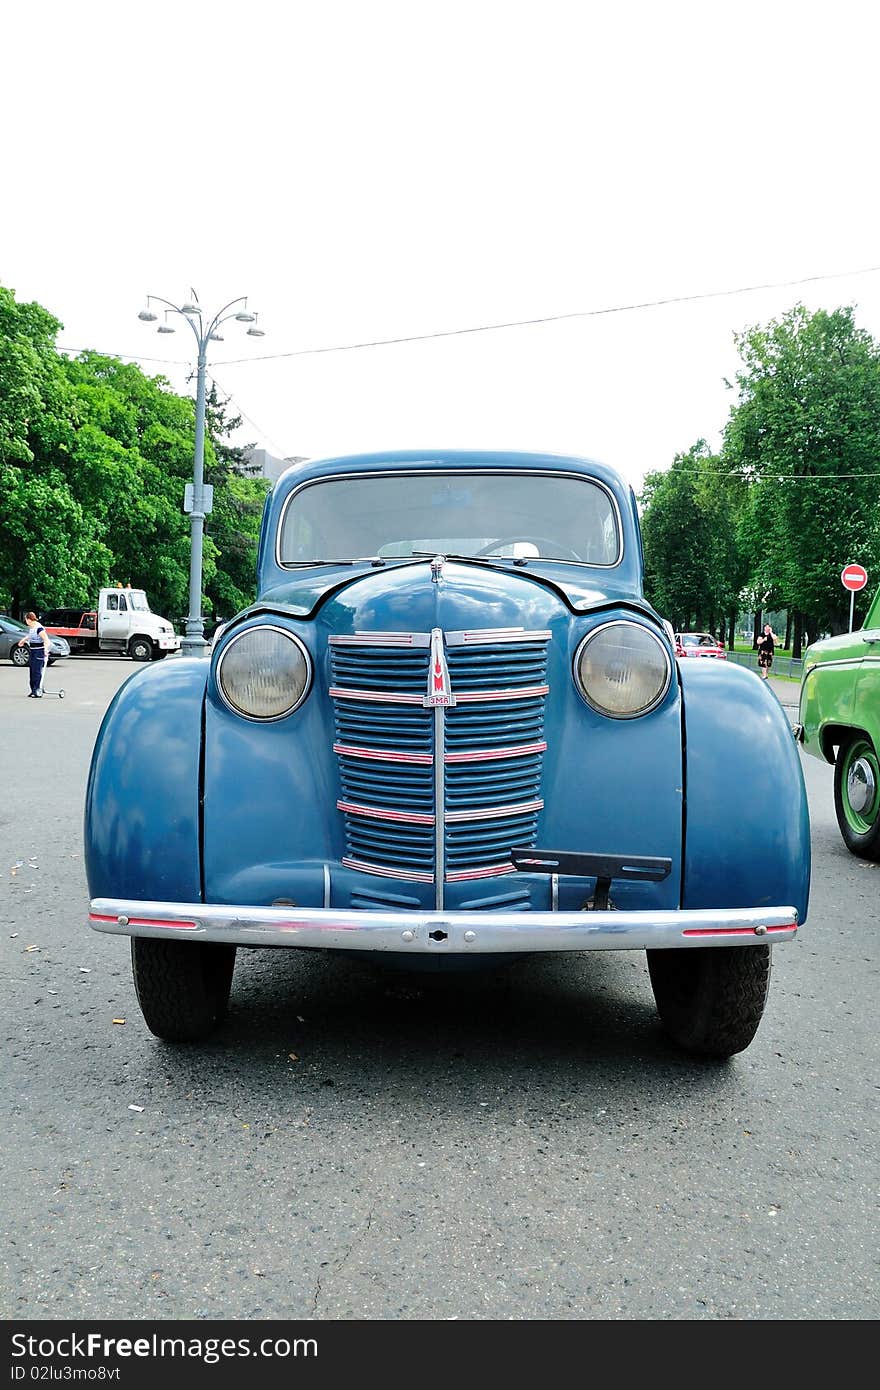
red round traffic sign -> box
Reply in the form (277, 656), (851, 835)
(841, 563), (868, 592)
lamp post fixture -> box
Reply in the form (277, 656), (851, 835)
(137, 289), (265, 656)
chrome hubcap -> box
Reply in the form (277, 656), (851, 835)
(847, 757), (876, 814)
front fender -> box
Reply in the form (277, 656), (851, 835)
(679, 661), (810, 923)
(84, 659), (208, 901)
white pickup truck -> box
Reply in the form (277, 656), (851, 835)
(41, 587), (181, 661)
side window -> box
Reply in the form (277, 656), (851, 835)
(106, 595), (118, 611)
(118, 594), (128, 612)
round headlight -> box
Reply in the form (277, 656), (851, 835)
(217, 625), (312, 720)
(574, 620), (671, 718)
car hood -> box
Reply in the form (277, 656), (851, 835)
(803, 630), (867, 667)
(226, 557), (659, 631)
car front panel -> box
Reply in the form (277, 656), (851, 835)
(201, 562), (684, 915)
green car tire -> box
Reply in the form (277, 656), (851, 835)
(834, 736), (880, 859)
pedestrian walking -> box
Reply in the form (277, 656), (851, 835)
(16, 612), (51, 697)
(757, 622), (780, 680)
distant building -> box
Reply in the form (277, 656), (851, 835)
(245, 448), (308, 483)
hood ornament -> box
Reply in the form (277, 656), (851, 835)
(430, 554), (445, 584)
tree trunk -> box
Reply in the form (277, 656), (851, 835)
(727, 610), (736, 649)
(785, 611), (792, 649)
(792, 610), (803, 660)
(752, 610), (762, 649)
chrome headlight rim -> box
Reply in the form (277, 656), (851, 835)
(574, 619), (672, 720)
(215, 623), (313, 722)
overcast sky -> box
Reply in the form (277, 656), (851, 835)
(3, 0), (879, 495)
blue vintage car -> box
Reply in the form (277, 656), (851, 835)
(85, 450), (810, 1056)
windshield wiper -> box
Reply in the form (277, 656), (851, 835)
(410, 550), (529, 567)
(283, 557), (393, 568)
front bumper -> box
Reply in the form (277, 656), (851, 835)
(90, 899), (798, 953)
(158, 636), (181, 651)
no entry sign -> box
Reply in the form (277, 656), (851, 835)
(841, 563), (868, 592)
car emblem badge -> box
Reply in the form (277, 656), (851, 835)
(430, 554), (445, 584)
(425, 628), (455, 707)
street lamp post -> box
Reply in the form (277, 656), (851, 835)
(137, 289), (265, 656)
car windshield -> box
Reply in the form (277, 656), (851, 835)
(278, 471), (621, 567)
(1, 614), (27, 631)
(128, 592), (150, 611)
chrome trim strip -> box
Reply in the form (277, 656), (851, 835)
(333, 742), (434, 765)
(275, 469), (625, 571)
(445, 799), (544, 823)
(329, 632), (431, 648)
(551, 873), (559, 912)
(453, 685), (550, 703)
(337, 799), (435, 825)
(445, 863), (516, 882)
(341, 857), (434, 883)
(444, 741), (547, 763)
(323, 864), (331, 908)
(91, 899), (799, 954)
(329, 686), (425, 704)
(445, 628), (552, 646)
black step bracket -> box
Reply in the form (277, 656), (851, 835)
(511, 849), (672, 912)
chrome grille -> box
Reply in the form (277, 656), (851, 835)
(329, 629), (550, 896)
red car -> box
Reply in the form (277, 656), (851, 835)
(674, 632), (727, 659)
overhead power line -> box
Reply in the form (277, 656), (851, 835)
(207, 373), (291, 463)
(211, 263), (880, 366)
(56, 346), (189, 366)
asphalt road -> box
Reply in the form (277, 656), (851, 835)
(1, 656), (877, 1321)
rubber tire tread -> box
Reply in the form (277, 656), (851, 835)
(131, 938), (236, 1043)
(646, 944), (771, 1059)
(833, 739), (880, 861)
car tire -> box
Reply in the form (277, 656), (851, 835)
(646, 944), (771, 1058)
(47, 657), (55, 666)
(129, 637), (154, 662)
(11, 646), (29, 667)
(131, 938), (237, 1043)
(833, 735), (880, 859)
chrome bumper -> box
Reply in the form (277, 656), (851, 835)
(89, 899), (798, 953)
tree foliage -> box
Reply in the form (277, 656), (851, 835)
(0, 285), (269, 620)
(640, 441), (746, 634)
(639, 303), (880, 649)
(723, 305), (880, 637)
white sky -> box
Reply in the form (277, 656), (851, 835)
(3, 0), (880, 495)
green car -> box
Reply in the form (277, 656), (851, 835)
(797, 587), (880, 857)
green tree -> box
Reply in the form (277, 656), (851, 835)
(723, 305), (880, 652)
(640, 441), (745, 638)
(0, 286), (108, 612)
(61, 352), (196, 618)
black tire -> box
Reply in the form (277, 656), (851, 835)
(11, 646), (29, 668)
(833, 735), (880, 860)
(129, 636), (154, 662)
(647, 944), (771, 1059)
(131, 938), (237, 1043)
(151, 649), (167, 660)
